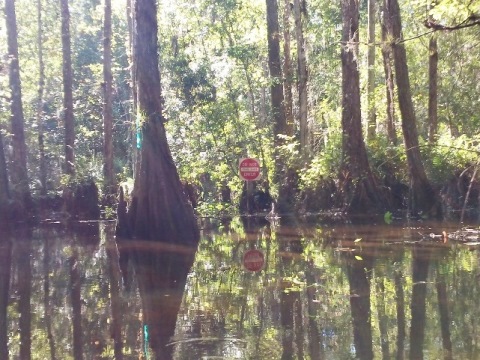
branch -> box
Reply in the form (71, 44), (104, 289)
(424, 16), (480, 31)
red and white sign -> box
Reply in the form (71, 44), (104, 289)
(243, 249), (265, 272)
(239, 158), (261, 181)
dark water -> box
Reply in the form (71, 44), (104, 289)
(1, 217), (480, 359)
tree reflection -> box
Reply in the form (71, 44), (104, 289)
(409, 247), (431, 360)
(125, 240), (197, 360)
(346, 254), (374, 360)
(0, 236), (12, 359)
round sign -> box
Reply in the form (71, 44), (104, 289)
(239, 158), (261, 181)
(243, 249), (265, 272)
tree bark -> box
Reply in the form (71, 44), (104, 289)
(266, 0), (290, 213)
(428, 34), (438, 144)
(61, 0), (75, 176)
(125, 0), (199, 244)
(5, 0), (31, 208)
(385, 0), (436, 214)
(0, 239), (12, 360)
(0, 131), (9, 220)
(283, 0), (294, 136)
(37, 0), (47, 196)
(103, 0), (116, 194)
(366, 0), (376, 141)
(381, 1), (397, 145)
(294, 0), (309, 155)
(341, 0), (385, 212)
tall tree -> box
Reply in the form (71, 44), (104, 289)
(366, 0), (376, 141)
(294, 0), (309, 155)
(123, 0), (199, 243)
(340, 0), (385, 212)
(381, 0), (397, 145)
(5, 0), (31, 210)
(283, 0), (294, 136)
(61, 0), (75, 176)
(385, 0), (436, 214)
(428, 34), (438, 144)
(0, 132), (9, 224)
(103, 0), (115, 194)
(37, 0), (47, 196)
(266, 0), (291, 213)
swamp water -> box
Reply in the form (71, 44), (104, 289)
(1, 217), (480, 359)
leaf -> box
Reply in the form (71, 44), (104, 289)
(354, 238), (362, 243)
(355, 255), (363, 261)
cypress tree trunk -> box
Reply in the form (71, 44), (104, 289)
(341, 0), (385, 212)
(266, 0), (292, 214)
(381, 1), (397, 145)
(282, 0), (294, 136)
(385, 0), (436, 214)
(5, 0), (31, 210)
(103, 0), (116, 194)
(125, 0), (199, 244)
(294, 0), (309, 155)
(428, 34), (438, 144)
(366, 0), (376, 141)
(61, 0), (75, 176)
(37, 0), (47, 196)
(0, 132), (9, 223)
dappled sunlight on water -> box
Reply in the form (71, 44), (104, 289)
(1, 218), (480, 359)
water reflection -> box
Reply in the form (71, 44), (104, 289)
(1, 219), (480, 358)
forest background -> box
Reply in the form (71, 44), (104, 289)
(0, 0), (479, 223)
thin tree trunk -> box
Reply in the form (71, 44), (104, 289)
(5, 0), (31, 208)
(341, 0), (385, 212)
(294, 0), (309, 155)
(103, 0), (115, 195)
(61, 0), (75, 176)
(37, 0), (47, 196)
(385, 0), (436, 214)
(366, 0), (376, 141)
(283, 0), (294, 136)
(0, 131), (9, 216)
(126, 0), (199, 244)
(376, 276), (391, 360)
(381, 1), (397, 145)
(428, 34), (438, 144)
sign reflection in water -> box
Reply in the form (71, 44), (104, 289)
(0, 220), (479, 359)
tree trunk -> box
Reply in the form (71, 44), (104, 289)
(385, 0), (436, 214)
(5, 0), (31, 209)
(126, 0), (139, 176)
(0, 132), (9, 222)
(282, 0), (294, 136)
(44, 238), (57, 360)
(366, 0), (376, 141)
(125, 0), (199, 244)
(341, 0), (385, 212)
(17, 236), (33, 360)
(0, 239), (12, 360)
(266, 0), (291, 213)
(294, 0), (309, 155)
(428, 34), (438, 144)
(103, 0), (116, 194)
(61, 0), (75, 176)
(381, 1), (397, 145)
(37, 0), (47, 196)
